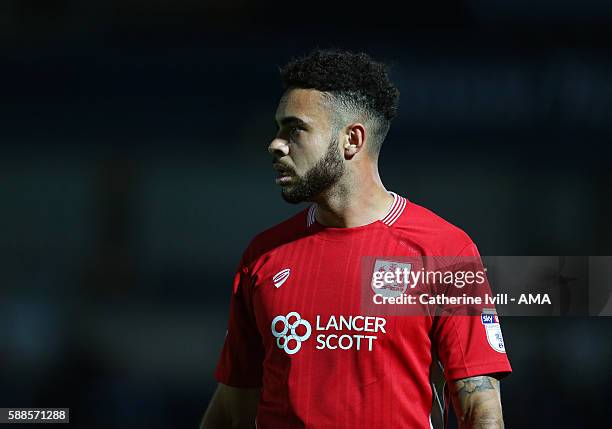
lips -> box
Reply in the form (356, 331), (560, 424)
(273, 163), (295, 185)
(273, 163), (294, 177)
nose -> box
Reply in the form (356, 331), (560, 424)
(268, 137), (289, 157)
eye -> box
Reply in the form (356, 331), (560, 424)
(290, 126), (302, 137)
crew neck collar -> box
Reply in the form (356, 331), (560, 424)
(306, 192), (407, 230)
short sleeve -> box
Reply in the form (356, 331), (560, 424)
(214, 257), (265, 387)
(432, 242), (512, 381)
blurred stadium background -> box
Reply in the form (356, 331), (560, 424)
(1, 0), (611, 427)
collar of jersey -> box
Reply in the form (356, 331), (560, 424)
(306, 192), (407, 231)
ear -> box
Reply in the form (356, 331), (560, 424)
(342, 123), (366, 159)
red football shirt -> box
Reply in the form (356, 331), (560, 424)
(215, 193), (511, 428)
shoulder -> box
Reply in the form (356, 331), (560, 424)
(241, 206), (311, 266)
(394, 198), (477, 256)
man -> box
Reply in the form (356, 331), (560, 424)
(201, 49), (511, 428)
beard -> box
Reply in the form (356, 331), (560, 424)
(281, 137), (345, 204)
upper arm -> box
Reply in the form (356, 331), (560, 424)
(201, 383), (260, 429)
(215, 258), (265, 387)
(449, 375), (504, 429)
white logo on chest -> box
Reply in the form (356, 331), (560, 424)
(273, 268), (291, 288)
(270, 312), (387, 355)
(271, 311), (311, 354)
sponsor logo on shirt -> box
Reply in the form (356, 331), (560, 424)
(271, 311), (387, 355)
(271, 311), (312, 355)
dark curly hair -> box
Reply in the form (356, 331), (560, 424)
(279, 49), (400, 154)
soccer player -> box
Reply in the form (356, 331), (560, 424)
(201, 49), (511, 428)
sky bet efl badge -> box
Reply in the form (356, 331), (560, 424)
(481, 308), (506, 353)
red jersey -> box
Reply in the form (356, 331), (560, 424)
(215, 193), (511, 428)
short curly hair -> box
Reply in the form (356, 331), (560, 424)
(279, 49), (400, 154)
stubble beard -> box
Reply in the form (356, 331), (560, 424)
(281, 137), (345, 204)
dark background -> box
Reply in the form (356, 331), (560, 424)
(1, 0), (611, 427)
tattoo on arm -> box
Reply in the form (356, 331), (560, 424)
(455, 376), (498, 401)
(452, 376), (504, 429)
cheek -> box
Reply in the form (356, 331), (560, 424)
(292, 136), (329, 169)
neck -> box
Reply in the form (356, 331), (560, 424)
(312, 164), (393, 228)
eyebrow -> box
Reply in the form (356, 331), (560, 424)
(275, 116), (309, 129)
